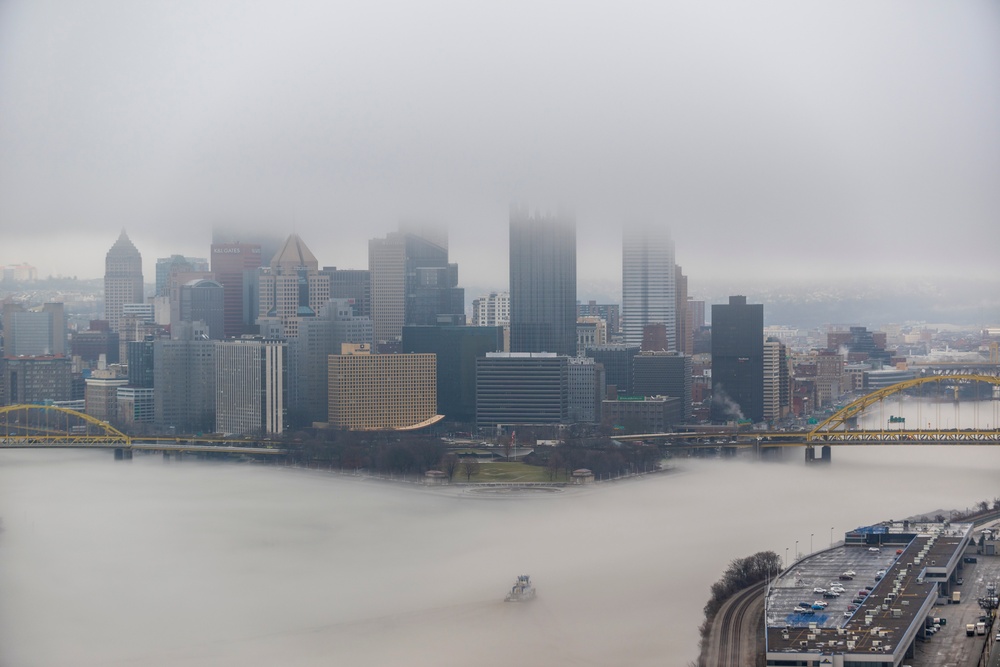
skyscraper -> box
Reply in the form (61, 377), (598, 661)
(215, 337), (286, 436)
(763, 337), (789, 423)
(711, 295), (764, 423)
(369, 227), (465, 348)
(104, 230), (144, 334)
(402, 324), (503, 424)
(257, 234), (331, 338)
(179, 279), (225, 339)
(622, 226), (675, 350)
(2, 303), (65, 357)
(210, 242), (263, 339)
(155, 255), (209, 297)
(509, 205), (576, 356)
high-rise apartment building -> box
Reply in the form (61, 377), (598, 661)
(2, 356), (72, 405)
(327, 348), (437, 430)
(257, 234), (331, 339)
(763, 337), (789, 423)
(472, 292), (510, 327)
(509, 206), (576, 356)
(622, 226), (675, 349)
(210, 242), (263, 339)
(814, 349), (845, 408)
(215, 337), (286, 436)
(104, 230), (144, 334)
(711, 295), (764, 423)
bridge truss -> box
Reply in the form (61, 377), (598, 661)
(0, 404), (285, 454)
(806, 374), (1000, 444)
(0, 404), (130, 447)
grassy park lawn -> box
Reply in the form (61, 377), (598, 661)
(457, 461), (565, 483)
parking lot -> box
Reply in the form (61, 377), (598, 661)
(766, 543), (904, 629)
(908, 544), (1000, 667)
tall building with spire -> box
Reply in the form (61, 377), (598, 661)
(622, 226), (675, 350)
(257, 234), (330, 339)
(509, 205), (577, 356)
(104, 230), (144, 334)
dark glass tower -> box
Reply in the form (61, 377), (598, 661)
(509, 205), (576, 356)
(710, 295), (764, 423)
(402, 325), (503, 424)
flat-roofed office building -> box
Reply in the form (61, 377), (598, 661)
(475, 352), (568, 428)
(327, 350), (437, 430)
(215, 337), (286, 436)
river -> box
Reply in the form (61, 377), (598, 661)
(2, 434), (1000, 666)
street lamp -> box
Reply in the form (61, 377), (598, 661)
(810, 533), (814, 553)
(785, 547), (789, 568)
(795, 540), (799, 560)
(830, 527), (834, 548)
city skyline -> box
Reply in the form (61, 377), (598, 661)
(1, 2), (998, 290)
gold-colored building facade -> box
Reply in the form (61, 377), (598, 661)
(328, 352), (436, 430)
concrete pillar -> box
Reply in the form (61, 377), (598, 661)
(805, 446), (816, 463)
(114, 448), (124, 460)
(821, 445), (832, 463)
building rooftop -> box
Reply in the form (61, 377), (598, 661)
(765, 521), (972, 663)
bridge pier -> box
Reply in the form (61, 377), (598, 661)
(805, 445), (832, 464)
(113, 448), (132, 461)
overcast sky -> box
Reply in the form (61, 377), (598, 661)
(1, 1), (998, 294)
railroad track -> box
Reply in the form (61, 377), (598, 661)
(705, 580), (766, 667)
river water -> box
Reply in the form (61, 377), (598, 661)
(2, 417), (999, 666)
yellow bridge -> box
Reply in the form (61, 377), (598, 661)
(620, 374), (1000, 447)
(0, 405), (286, 455)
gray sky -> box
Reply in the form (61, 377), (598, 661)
(1, 1), (998, 292)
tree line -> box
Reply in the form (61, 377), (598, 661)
(699, 551), (782, 642)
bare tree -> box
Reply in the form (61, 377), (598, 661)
(461, 458), (480, 481)
(993, 497), (1000, 511)
(546, 453), (563, 481)
(441, 453), (459, 481)
(978, 500), (990, 513)
(501, 432), (514, 461)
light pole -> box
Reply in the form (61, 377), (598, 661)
(795, 540), (799, 560)
(785, 547), (788, 568)
(810, 533), (814, 554)
(830, 527), (834, 548)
